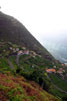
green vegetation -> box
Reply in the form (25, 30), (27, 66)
(19, 55), (53, 72)
(0, 11), (66, 100)
(18, 54), (53, 92)
(10, 56), (18, 70)
(0, 57), (10, 71)
(0, 72), (59, 101)
(49, 86), (67, 100)
(0, 40), (66, 100)
(0, 11), (56, 65)
(49, 73), (67, 91)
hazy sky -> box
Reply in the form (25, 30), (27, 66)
(0, 0), (67, 42)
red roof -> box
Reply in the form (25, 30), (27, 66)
(46, 69), (56, 73)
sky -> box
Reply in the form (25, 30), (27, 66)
(0, 0), (67, 43)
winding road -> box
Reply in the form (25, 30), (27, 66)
(8, 56), (15, 70)
(7, 53), (67, 94)
(8, 53), (31, 70)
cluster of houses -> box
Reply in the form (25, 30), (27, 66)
(46, 68), (65, 74)
(0, 40), (38, 58)
(1, 41), (66, 76)
(9, 47), (19, 53)
(62, 63), (67, 67)
(17, 50), (37, 57)
(9, 46), (37, 57)
(17, 50), (29, 55)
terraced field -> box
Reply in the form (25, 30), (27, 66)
(49, 73), (67, 92)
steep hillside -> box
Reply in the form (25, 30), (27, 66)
(0, 72), (60, 101)
(0, 12), (66, 101)
(0, 41), (61, 101)
(0, 11), (54, 62)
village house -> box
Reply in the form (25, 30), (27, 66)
(30, 51), (37, 57)
(9, 47), (13, 50)
(13, 48), (16, 52)
(61, 64), (65, 66)
(16, 48), (19, 52)
(46, 69), (56, 73)
(53, 65), (56, 68)
(18, 50), (23, 55)
(23, 50), (29, 55)
(22, 47), (26, 50)
(57, 68), (63, 74)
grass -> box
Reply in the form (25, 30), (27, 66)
(49, 86), (67, 100)
(0, 57), (10, 71)
(19, 55), (52, 72)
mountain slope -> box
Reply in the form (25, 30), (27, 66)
(0, 12), (64, 101)
(0, 41), (61, 101)
(0, 71), (60, 101)
(0, 11), (54, 61)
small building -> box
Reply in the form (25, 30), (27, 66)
(62, 64), (65, 66)
(24, 50), (29, 55)
(57, 68), (63, 74)
(18, 50), (23, 55)
(53, 65), (56, 68)
(13, 48), (16, 52)
(46, 69), (56, 73)
(30, 51), (37, 57)
(22, 47), (26, 50)
(9, 47), (13, 50)
(16, 48), (19, 51)
(57, 70), (63, 74)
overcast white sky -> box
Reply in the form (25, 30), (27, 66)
(0, 0), (67, 42)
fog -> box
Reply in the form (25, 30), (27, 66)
(0, 0), (67, 41)
(0, 0), (67, 63)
